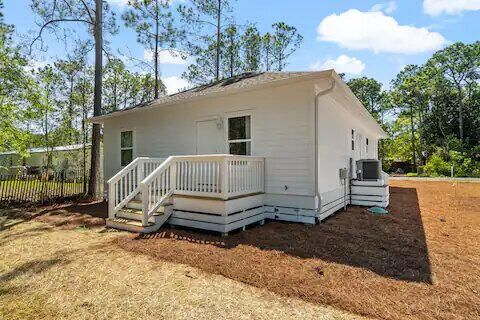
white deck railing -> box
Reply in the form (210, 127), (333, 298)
(107, 157), (166, 218)
(109, 155), (265, 226)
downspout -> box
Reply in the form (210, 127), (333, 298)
(314, 79), (336, 217)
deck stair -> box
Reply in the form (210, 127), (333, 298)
(106, 201), (173, 233)
(107, 155), (265, 234)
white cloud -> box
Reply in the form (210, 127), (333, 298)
(310, 55), (366, 75)
(424, 0), (480, 16)
(370, 1), (397, 13)
(317, 9), (448, 54)
(163, 76), (190, 95)
(144, 49), (188, 65)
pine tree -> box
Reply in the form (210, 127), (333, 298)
(123, 0), (184, 99)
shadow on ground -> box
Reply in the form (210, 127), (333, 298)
(0, 200), (107, 231)
(118, 186), (432, 284)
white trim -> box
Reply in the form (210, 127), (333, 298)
(225, 111), (253, 156)
(120, 129), (135, 167)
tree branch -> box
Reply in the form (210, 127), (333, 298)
(79, 0), (95, 24)
(30, 18), (93, 54)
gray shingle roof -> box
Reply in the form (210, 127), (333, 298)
(98, 71), (330, 119)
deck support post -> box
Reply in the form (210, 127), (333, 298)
(108, 183), (115, 219)
(220, 158), (229, 200)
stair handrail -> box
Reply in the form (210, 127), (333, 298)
(108, 158), (144, 219)
(107, 157), (147, 185)
(140, 156), (176, 226)
(107, 157), (165, 219)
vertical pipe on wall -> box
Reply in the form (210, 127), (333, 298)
(314, 77), (336, 217)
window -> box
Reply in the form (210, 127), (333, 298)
(121, 131), (133, 166)
(351, 129), (355, 151)
(366, 138), (369, 154)
(228, 115), (251, 155)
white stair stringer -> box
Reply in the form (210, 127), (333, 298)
(106, 204), (173, 233)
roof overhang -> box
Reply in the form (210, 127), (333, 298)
(88, 70), (334, 124)
(88, 70), (387, 139)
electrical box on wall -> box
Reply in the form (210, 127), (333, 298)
(339, 168), (348, 180)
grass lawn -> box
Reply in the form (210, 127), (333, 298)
(1, 180), (479, 319)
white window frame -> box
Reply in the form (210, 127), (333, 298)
(366, 137), (369, 156)
(226, 112), (252, 156)
(120, 129), (135, 167)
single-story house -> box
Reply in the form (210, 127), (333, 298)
(89, 70), (389, 234)
(0, 144), (91, 174)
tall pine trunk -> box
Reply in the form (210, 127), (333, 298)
(88, 0), (103, 198)
(215, 0), (221, 81)
(154, 0), (160, 98)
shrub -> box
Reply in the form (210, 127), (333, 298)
(423, 149), (451, 177)
(406, 172), (418, 177)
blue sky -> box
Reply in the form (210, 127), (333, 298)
(4, 0), (480, 93)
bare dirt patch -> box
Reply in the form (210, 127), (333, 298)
(115, 181), (480, 320)
(1, 200), (107, 231)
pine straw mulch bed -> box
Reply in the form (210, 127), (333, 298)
(113, 181), (480, 320)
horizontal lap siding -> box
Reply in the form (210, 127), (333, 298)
(317, 86), (380, 199)
(254, 86), (314, 196)
(103, 80), (317, 197)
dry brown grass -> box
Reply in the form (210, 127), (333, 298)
(0, 217), (364, 320)
(114, 181), (480, 320)
(1, 180), (479, 320)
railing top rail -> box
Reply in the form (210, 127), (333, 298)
(107, 158), (142, 184)
(107, 157), (168, 185)
(139, 154), (265, 187)
(141, 156), (174, 186)
(172, 154), (265, 161)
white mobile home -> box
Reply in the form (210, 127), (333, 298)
(0, 144), (91, 174)
(90, 71), (389, 234)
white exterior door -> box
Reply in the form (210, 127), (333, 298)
(196, 119), (224, 154)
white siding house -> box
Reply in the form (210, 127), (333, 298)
(90, 71), (388, 234)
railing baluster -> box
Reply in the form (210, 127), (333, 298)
(208, 162), (211, 193)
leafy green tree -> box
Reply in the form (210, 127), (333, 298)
(179, 0), (233, 82)
(55, 58), (84, 143)
(390, 65), (431, 169)
(241, 25), (261, 72)
(261, 32), (274, 71)
(31, 0), (118, 197)
(0, 0), (38, 156)
(221, 24), (242, 78)
(424, 41), (480, 146)
(183, 42), (218, 84)
(103, 57), (126, 113)
(104, 57), (162, 110)
(347, 77), (392, 160)
(35, 65), (62, 170)
(123, 0), (183, 98)
(347, 77), (384, 118)
(271, 22), (303, 71)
